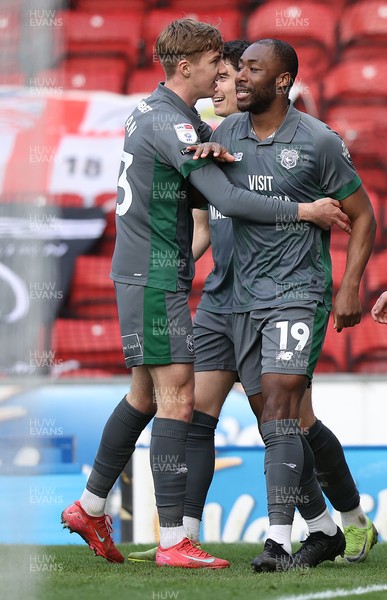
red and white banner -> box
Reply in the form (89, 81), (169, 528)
(0, 88), (222, 203)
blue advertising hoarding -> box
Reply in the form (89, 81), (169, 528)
(0, 382), (386, 544)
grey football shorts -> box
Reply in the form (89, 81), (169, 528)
(233, 301), (329, 396)
(114, 283), (195, 368)
(193, 308), (237, 372)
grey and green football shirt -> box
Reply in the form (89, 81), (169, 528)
(112, 84), (301, 293)
(211, 104), (362, 312)
(111, 83), (213, 292)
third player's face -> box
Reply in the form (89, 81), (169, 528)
(189, 50), (222, 99)
(235, 44), (281, 114)
(212, 60), (239, 118)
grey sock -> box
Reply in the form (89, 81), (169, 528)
(297, 435), (327, 520)
(86, 397), (154, 497)
(150, 417), (189, 527)
(261, 419), (304, 525)
(184, 410), (218, 520)
(306, 419), (360, 512)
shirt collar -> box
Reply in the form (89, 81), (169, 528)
(238, 103), (301, 144)
(154, 83), (203, 127)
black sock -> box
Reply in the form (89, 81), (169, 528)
(261, 419), (304, 525)
(150, 417), (189, 527)
(184, 410), (218, 520)
(306, 419), (360, 512)
(297, 435), (327, 520)
(86, 397), (153, 497)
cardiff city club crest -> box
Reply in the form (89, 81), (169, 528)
(186, 334), (195, 354)
(279, 148), (300, 170)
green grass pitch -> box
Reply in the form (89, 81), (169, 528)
(1, 542), (387, 600)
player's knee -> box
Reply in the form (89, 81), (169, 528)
(157, 391), (194, 421)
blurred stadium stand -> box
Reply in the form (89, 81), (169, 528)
(59, 10), (144, 68)
(51, 318), (126, 374)
(246, 1), (337, 79)
(338, 0), (387, 62)
(349, 315), (387, 373)
(141, 9), (243, 64)
(314, 315), (350, 373)
(66, 255), (117, 319)
(1, 0), (387, 376)
(125, 63), (164, 95)
(35, 56), (129, 93)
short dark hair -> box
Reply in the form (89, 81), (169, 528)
(252, 38), (299, 88)
(222, 40), (251, 71)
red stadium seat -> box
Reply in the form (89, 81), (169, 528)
(323, 64), (387, 199)
(35, 56), (129, 94)
(143, 9), (242, 64)
(348, 315), (387, 373)
(326, 105), (387, 132)
(325, 105), (387, 156)
(126, 64), (165, 95)
(367, 193), (387, 251)
(94, 193), (117, 211)
(339, 0), (387, 61)
(74, 0), (153, 10)
(51, 318), (125, 373)
(46, 194), (85, 208)
(324, 123), (387, 197)
(323, 59), (387, 106)
(246, 1), (337, 78)
(168, 0), (250, 8)
(263, 0), (348, 18)
(331, 192), (385, 252)
(66, 255), (117, 319)
(291, 76), (321, 118)
(316, 316), (350, 373)
(183, 10), (242, 42)
(355, 161), (387, 196)
(60, 10), (144, 68)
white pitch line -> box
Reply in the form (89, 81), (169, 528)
(277, 584), (387, 600)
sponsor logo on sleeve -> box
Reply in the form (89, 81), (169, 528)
(173, 123), (198, 144)
(341, 140), (354, 165)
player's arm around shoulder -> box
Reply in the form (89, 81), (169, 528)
(186, 115), (242, 162)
